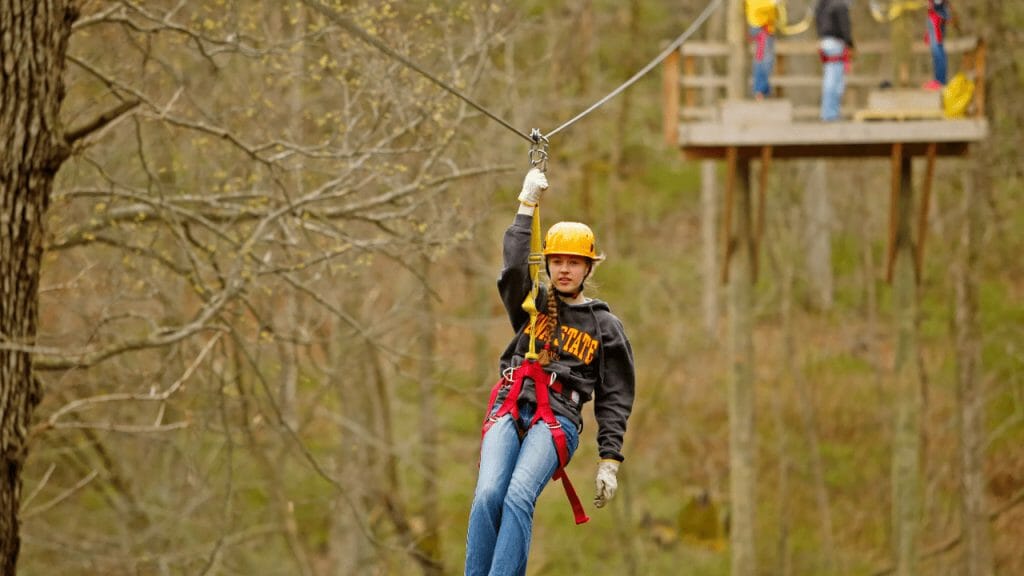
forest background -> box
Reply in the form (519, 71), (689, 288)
(2, 0), (1022, 575)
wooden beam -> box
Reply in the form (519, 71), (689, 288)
(772, 74), (888, 88)
(681, 37), (979, 58)
(915, 142), (937, 282)
(887, 143), (903, 283)
(974, 39), (987, 118)
(680, 76), (731, 89)
(722, 146), (738, 284)
(754, 146), (772, 283)
(678, 119), (988, 148)
(663, 49), (680, 146)
(680, 141), (972, 160)
(684, 55), (698, 110)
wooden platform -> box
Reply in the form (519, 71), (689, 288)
(675, 117), (988, 159)
(662, 36), (988, 159)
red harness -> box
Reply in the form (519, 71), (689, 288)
(750, 28), (770, 62)
(481, 359), (590, 524)
(926, 2), (946, 45)
(819, 46), (852, 74)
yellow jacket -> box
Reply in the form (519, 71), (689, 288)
(745, 0), (778, 33)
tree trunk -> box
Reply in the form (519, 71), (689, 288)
(701, 161), (719, 335)
(1, 2), (75, 573)
(276, 2), (308, 431)
(727, 159), (757, 576)
(890, 156), (922, 576)
(417, 255), (443, 576)
(699, 0), (724, 336)
(954, 158), (993, 576)
(804, 162), (833, 311)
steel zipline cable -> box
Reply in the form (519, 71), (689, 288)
(545, 0), (724, 139)
(301, 0), (723, 145)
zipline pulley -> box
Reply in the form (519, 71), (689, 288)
(529, 128), (549, 173)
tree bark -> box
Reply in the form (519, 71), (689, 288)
(1, 2), (76, 573)
(417, 254), (443, 576)
(955, 157), (993, 576)
(701, 161), (719, 335)
(699, 0), (725, 336)
(890, 156), (922, 576)
(727, 159), (757, 576)
(804, 162), (833, 311)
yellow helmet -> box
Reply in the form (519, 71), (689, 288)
(542, 222), (603, 261)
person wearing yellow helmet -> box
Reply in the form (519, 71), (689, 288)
(745, 0), (780, 100)
(464, 169), (636, 576)
(542, 221), (604, 300)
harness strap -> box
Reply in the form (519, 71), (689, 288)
(750, 27), (770, 62)
(819, 47), (852, 74)
(480, 360), (590, 525)
(926, 8), (945, 44)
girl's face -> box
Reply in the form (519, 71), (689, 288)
(547, 254), (590, 295)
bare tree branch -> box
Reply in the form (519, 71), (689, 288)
(65, 98), (140, 145)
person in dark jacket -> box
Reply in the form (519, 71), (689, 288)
(815, 0), (855, 120)
(464, 168), (636, 576)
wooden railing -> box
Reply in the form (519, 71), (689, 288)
(663, 35), (985, 141)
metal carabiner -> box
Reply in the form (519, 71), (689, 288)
(528, 128), (549, 173)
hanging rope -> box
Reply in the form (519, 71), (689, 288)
(300, 0), (723, 144)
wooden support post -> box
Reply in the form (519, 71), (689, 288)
(753, 146), (772, 283)
(974, 39), (986, 118)
(887, 143), (903, 283)
(722, 146), (738, 284)
(915, 142), (937, 282)
(775, 54), (785, 99)
(663, 49), (680, 145)
(684, 54), (697, 110)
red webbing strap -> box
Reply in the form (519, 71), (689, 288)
(479, 360), (589, 525)
(481, 368), (527, 439)
(751, 28), (769, 62)
(525, 361), (590, 525)
(926, 9), (945, 44)
(819, 47), (852, 73)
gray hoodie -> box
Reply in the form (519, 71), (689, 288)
(495, 213), (636, 462)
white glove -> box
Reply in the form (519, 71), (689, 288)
(517, 168), (548, 206)
(593, 459), (620, 508)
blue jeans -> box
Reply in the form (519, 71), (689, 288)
(750, 26), (775, 97)
(819, 37), (847, 121)
(927, 9), (948, 84)
(465, 401), (579, 576)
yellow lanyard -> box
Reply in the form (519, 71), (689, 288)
(523, 131), (549, 361)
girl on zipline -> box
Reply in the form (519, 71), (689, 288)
(464, 168), (636, 576)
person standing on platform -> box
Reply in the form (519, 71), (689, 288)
(815, 0), (855, 121)
(745, 0), (780, 100)
(923, 0), (953, 90)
